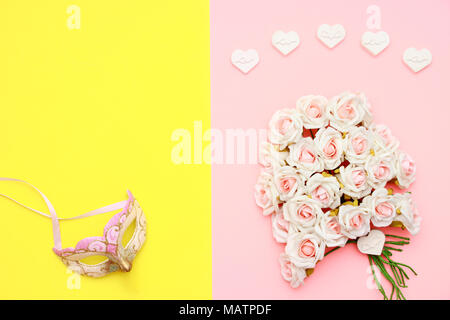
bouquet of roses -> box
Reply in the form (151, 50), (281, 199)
(255, 92), (421, 300)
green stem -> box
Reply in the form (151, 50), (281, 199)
(324, 246), (340, 257)
(385, 234), (410, 241)
(378, 255), (404, 287)
(389, 264), (403, 287)
(370, 235), (419, 299)
(396, 265), (409, 282)
(320, 234), (417, 300)
(395, 262), (418, 276)
(372, 255), (396, 299)
(384, 254), (410, 284)
(369, 255), (387, 300)
(384, 246), (403, 252)
(385, 241), (410, 245)
(324, 240), (356, 257)
(382, 249), (392, 257)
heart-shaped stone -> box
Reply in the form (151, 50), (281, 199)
(357, 230), (385, 256)
(403, 48), (432, 72)
(272, 30), (300, 55)
(231, 49), (259, 74)
(317, 24), (346, 48)
(361, 31), (390, 56)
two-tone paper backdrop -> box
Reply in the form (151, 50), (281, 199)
(211, 0), (450, 299)
(1, 0), (449, 299)
(0, 1), (210, 299)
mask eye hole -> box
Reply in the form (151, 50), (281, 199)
(79, 255), (109, 265)
(121, 219), (136, 248)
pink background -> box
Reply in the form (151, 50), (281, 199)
(211, 0), (450, 299)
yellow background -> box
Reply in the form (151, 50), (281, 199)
(0, 1), (211, 299)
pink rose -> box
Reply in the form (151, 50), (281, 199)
(327, 92), (372, 132)
(314, 127), (345, 170)
(305, 173), (341, 209)
(283, 195), (323, 230)
(315, 213), (348, 247)
(287, 137), (324, 178)
(338, 204), (371, 239)
(273, 166), (305, 201)
(395, 151), (416, 188)
(365, 155), (395, 189)
(393, 193), (421, 235)
(296, 95), (329, 129)
(279, 253), (307, 288)
(343, 126), (373, 164)
(370, 124), (399, 156)
(271, 211), (290, 243)
(285, 232), (325, 268)
(361, 188), (396, 227)
(254, 171), (279, 216)
(259, 141), (288, 169)
(338, 164), (371, 199)
(268, 109), (303, 149)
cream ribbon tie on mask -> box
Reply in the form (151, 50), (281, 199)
(0, 178), (147, 277)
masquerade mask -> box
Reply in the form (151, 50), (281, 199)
(0, 178), (147, 277)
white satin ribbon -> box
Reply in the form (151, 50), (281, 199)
(0, 178), (127, 250)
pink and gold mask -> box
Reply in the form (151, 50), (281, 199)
(0, 178), (147, 277)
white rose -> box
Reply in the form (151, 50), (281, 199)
(393, 193), (421, 235)
(296, 95), (329, 129)
(273, 166), (305, 201)
(357, 92), (373, 127)
(370, 124), (399, 157)
(338, 204), (371, 239)
(315, 213), (348, 247)
(283, 195), (323, 231)
(343, 126), (374, 164)
(395, 151), (416, 189)
(306, 173), (341, 209)
(285, 231), (325, 268)
(271, 210), (290, 243)
(254, 170), (279, 216)
(268, 108), (303, 149)
(327, 92), (371, 132)
(365, 154), (395, 189)
(287, 137), (324, 178)
(361, 188), (396, 227)
(314, 127), (345, 170)
(279, 253), (307, 288)
(259, 141), (288, 169)
(337, 164), (371, 199)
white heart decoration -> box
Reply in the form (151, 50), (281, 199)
(357, 230), (386, 256)
(317, 24), (346, 48)
(403, 48), (432, 72)
(231, 49), (259, 74)
(272, 30), (300, 55)
(361, 31), (390, 56)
